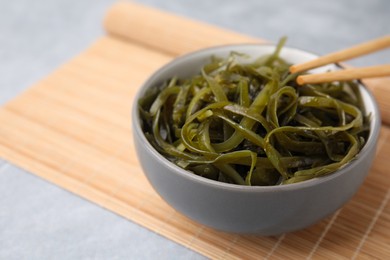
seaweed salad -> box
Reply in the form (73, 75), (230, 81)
(139, 38), (369, 186)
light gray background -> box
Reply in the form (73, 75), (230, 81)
(0, 0), (389, 259)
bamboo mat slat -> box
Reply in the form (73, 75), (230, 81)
(1, 2), (390, 259)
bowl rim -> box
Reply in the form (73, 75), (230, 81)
(132, 43), (381, 193)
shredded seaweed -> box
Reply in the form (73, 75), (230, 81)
(139, 39), (369, 186)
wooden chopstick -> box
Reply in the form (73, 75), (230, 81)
(296, 64), (390, 85)
(290, 35), (390, 74)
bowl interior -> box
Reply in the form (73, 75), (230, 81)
(133, 44), (381, 190)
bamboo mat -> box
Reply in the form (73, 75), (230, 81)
(1, 2), (390, 259)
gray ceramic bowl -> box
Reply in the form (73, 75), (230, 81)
(132, 44), (381, 235)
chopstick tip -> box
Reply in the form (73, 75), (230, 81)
(289, 65), (298, 74)
(296, 76), (305, 85)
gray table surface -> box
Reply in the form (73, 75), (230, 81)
(1, 0), (389, 259)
